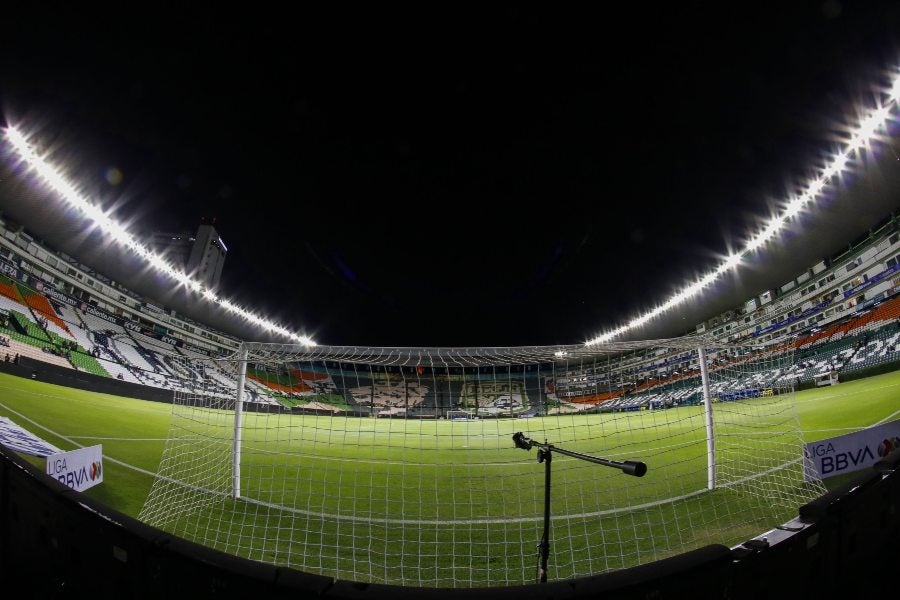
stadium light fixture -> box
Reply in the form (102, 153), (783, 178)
(586, 66), (900, 346)
(2, 126), (316, 347)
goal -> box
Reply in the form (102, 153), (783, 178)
(445, 410), (479, 420)
(139, 337), (825, 587)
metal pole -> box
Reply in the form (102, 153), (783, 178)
(513, 432), (647, 476)
(512, 431), (646, 584)
(232, 344), (248, 499)
(545, 444), (647, 475)
(538, 447), (551, 583)
(698, 347), (716, 490)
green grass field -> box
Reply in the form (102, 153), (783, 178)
(0, 369), (898, 586)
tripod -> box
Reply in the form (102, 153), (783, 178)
(512, 432), (647, 583)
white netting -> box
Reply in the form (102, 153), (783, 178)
(139, 337), (825, 587)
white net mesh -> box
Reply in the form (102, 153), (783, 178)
(139, 337), (826, 587)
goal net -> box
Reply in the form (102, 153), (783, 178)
(139, 337), (825, 587)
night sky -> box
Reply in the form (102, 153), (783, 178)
(2, 3), (900, 347)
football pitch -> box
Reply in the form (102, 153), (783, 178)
(0, 369), (898, 585)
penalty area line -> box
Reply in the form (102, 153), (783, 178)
(67, 436), (171, 441)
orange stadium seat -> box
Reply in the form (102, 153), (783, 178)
(19, 288), (72, 336)
(247, 373), (312, 393)
(0, 277), (23, 303)
(568, 390), (623, 404)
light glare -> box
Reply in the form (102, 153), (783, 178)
(587, 66), (900, 343)
(2, 126), (315, 347)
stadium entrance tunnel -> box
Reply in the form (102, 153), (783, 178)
(0, 444), (897, 599)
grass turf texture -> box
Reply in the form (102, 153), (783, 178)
(0, 369), (897, 585)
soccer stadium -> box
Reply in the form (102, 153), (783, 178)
(2, 20), (900, 600)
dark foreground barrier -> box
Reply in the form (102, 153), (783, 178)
(0, 444), (897, 599)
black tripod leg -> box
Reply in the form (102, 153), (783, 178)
(538, 448), (551, 583)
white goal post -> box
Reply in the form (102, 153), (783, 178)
(140, 336), (825, 588)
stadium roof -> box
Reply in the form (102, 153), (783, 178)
(2, 144), (897, 347)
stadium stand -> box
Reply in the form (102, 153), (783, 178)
(19, 286), (73, 336)
(86, 291), (891, 418)
(0, 208), (897, 418)
(0, 275), (22, 304)
(53, 302), (98, 352)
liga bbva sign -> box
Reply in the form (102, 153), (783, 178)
(804, 419), (900, 480)
(46, 444), (103, 492)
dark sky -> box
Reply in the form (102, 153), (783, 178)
(2, 3), (900, 347)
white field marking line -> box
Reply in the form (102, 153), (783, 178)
(0, 380), (169, 414)
(0, 387), (813, 526)
(237, 487), (712, 526)
(236, 457), (804, 526)
(717, 457), (807, 490)
(793, 379), (900, 429)
(717, 431), (807, 437)
(240, 436), (703, 467)
(0, 393), (699, 525)
(67, 436), (171, 441)
(149, 454), (809, 528)
(801, 428), (866, 433)
(164, 449), (798, 526)
(0, 381), (98, 404)
(873, 408), (900, 426)
(0, 400), (158, 477)
(793, 379), (900, 404)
